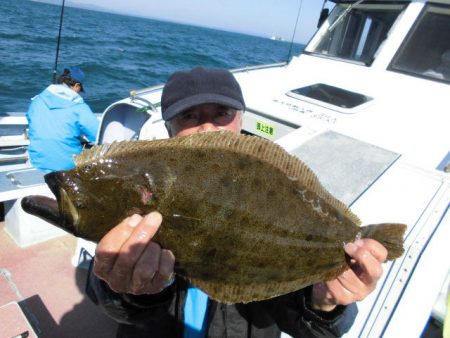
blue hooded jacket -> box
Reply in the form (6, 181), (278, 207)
(27, 84), (99, 171)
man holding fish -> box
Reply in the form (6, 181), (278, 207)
(86, 67), (390, 337)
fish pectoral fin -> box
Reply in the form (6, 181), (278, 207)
(21, 195), (62, 227)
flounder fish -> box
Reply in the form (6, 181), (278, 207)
(22, 131), (406, 304)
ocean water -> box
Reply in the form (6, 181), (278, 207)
(0, 0), (305, 114)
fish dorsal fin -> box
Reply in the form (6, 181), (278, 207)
(74, 138), (180, 166)
(74, 131), (360, 225)
(74, 143), (109, 166)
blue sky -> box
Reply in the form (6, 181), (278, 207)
(66, 0), (333, 44)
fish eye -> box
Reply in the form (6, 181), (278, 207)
(74, 198), (86, 209)
(80, 164), (95, 177)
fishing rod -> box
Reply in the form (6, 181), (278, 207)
(52, 0), (66, 83)
(286, 0), (303, 62)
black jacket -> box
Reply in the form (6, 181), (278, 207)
(86, 263), (357, 338)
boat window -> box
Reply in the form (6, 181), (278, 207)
(389, 4), (450, 83)
(306, 4), (404, 65)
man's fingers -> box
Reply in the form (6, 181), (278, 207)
(93, 214), (142, 278)
(313, 239), (388, 309)
(345, 240), (384, 285)
(130, 248), (175, 294)
(150, 249), (176, 292)
(129, 242), (162, 294)
(108, 212), (162, 292)
(113, 212), (163, 273)
(317, 278), (359, 308)
(342, 239), (385, 297)
(322, 270), (368, 306)
(158, 249), (176, 278)
(351, 239), (388, 263)
(92, 211), (176, 295)
(334, 269), (367, 302)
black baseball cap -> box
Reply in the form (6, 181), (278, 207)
(161, 67), (245, 121)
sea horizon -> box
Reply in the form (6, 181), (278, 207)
(31, 0), (293, 42)
(1, 0), (305, 114)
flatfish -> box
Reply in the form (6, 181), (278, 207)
(22, 131), (406, 304)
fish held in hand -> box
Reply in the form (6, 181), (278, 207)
(22, 131), (406, 304)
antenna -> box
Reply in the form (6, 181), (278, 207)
(52, 0), (66, 83)
(287, 0), (304, 62)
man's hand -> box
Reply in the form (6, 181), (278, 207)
(311, 239), (388, 312)
(93, 211), (175, 295)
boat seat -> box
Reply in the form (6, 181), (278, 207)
(97, 103), (151, 144)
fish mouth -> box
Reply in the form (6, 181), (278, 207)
(21, 171), (78, 235)
(21, 195), (62, 226)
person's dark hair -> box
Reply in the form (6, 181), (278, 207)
(56, 68), (80, 87)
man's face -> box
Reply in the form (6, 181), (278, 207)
(167, 103), (242, 137)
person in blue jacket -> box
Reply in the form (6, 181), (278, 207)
(26, 66), (99, 172)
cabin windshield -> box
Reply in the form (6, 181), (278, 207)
(305, 3), (404, 65)
(389, 4), (450, 83)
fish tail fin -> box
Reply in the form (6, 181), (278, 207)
(360, 223), (407, 260)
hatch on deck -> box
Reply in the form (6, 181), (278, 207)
(282, 130), (400, 205)
(286, 83), (373, 113)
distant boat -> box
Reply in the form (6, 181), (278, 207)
(270, 35), (284, 41)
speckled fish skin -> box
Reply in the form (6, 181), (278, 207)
(21, 131), (406, 304)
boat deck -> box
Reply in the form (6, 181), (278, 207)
(0, 221), (118, 338)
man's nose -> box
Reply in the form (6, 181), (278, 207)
(198, 121), (219, 132)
